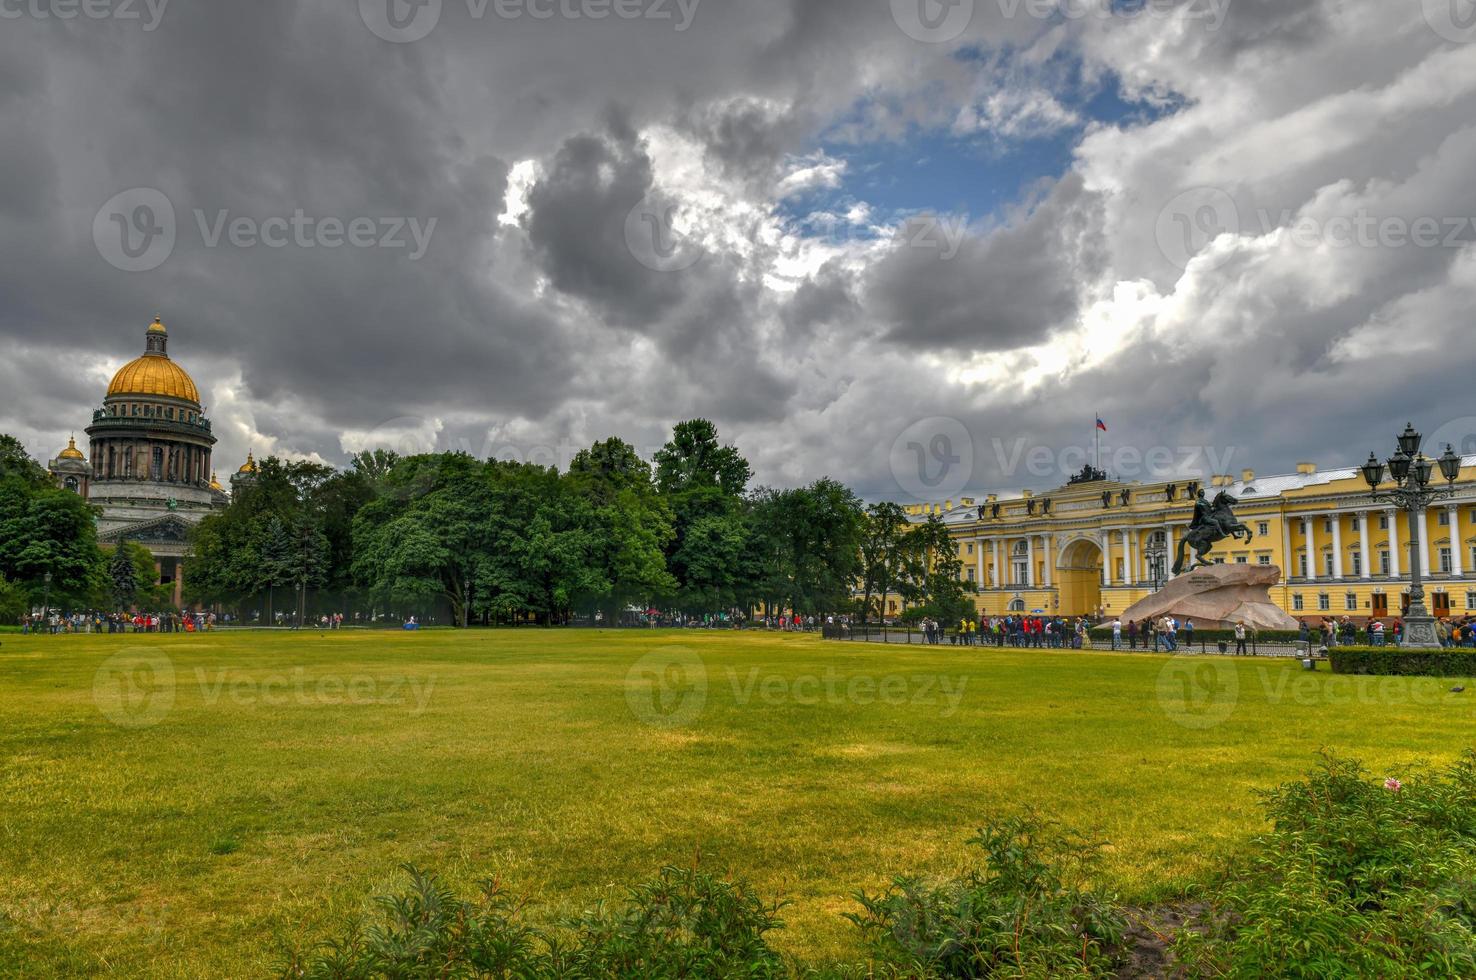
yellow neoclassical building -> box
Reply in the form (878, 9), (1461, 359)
(906, 457), (1476, 623)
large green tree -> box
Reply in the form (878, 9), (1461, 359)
(568, 438), (675, 622)
(654, 420), (752, 612)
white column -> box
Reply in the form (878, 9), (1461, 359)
(1282, 519), (1293, 577)
(1330, 514), (1344, 580)
(1417, 511), (1431, 578)
(1387, 508), (1400, 578)
(1303, 517), (1316, 581)
(1099, 530), (1111, 586)
(1450, 506), (1463, 578)
(1165, 524), (1176, 578)
(992, 538), (1002, 588)
(1121, 528), (1134, 585)
(1025, 536), (1035, 587)
(1358, 511), (1371, 580)
(975, 538), (985, 587)
(1042, 535), (1053, 588)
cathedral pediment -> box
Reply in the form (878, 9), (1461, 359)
(100, 513), (196, 546)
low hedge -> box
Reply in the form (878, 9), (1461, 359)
(1330, 647), (1476, 677)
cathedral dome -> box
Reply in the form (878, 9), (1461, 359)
(58, 435), (84, 460)
(106, 317), (202, 404)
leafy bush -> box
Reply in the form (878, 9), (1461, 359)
(1330, 647), (1476, 676)
(281, 863), (786, 979)
(846, 814), (1126, 978)
(1174, 752), (1476, 978)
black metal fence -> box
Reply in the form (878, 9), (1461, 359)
(827, 625), (1313, 658)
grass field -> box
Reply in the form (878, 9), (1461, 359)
(2, 628), (1472, 977)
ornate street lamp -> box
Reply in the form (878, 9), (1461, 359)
(1146, 547), (1167, 594)
(1362, 423), (1462, 648)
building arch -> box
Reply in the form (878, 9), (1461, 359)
(1057, 537), (1103, 616)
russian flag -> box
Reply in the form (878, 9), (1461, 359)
(1096, 417), (1108, 432)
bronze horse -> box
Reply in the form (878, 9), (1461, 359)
(1172, 491), (1254, 574)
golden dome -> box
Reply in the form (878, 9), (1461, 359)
(238, 451), (257, 474)
(209, 471), (224, 492)
(58, 435), (85, 460)
(107, 356), (201, 403)
(147, 316), (167, 334)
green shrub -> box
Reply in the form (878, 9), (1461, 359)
(846, 814), (1126, 978)
(281, 863), (786, 979)
(1173, 752), (1476, 978)
(1330, 647), (1476, 677)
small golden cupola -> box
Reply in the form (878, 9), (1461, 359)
(58, 435), (85, 460)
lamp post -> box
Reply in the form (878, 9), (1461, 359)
(41, 571), (53, 633)
(1146, 548), (1167, 593)
(1361, 423), (1462, 648)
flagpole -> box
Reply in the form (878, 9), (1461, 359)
(1094, 414), (1100, 473)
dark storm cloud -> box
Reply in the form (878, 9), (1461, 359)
(866, 175), (1106, 353)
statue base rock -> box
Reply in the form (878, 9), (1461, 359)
(1120, 563), (1298, 631)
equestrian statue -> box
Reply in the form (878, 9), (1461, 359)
(1172, 488), (1254, 574)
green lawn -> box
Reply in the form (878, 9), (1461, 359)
(1, 629), (1471, 977)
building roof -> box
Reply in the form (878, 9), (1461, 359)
(106, 317), (202, 404)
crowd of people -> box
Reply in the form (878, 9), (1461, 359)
(912, 615), (1095, 647)
(20, 611), (218, 634)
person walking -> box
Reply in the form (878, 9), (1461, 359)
(1234, 622), (1248, 656)
(1111, 617), (1122, 651)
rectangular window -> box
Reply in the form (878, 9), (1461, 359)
(1258, 522), (1269, 535)
(1299, 554), (1308, 577)
(1258, 555), (1271, 565)
(1324, 519), (1333, 533)
(1439, 511), (1451, 526)
(1293, 593), (1305, 611)
(1350, 516), (1360, 531)
(1381, 551), (1391, 575)
(966, 542), (974, 555)
(1345, 593), (1357, 611)
(1324, 554), (1335, 576)
(1441, 548), (1453, 573)
(1379, 514), (1389, 530)
(966, 568), (975, 582)
(1318, 594), (1331, 611)
(1351, 553), (1362, 576)
(1467, 592), (1476, 611)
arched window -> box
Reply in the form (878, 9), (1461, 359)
(1008, 598), (1025, 612)
(63, 477), (79, 493)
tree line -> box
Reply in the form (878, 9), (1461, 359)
(0, 422), (975, 627)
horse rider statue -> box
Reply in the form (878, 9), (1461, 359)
(1172, 488), (1255, 575)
